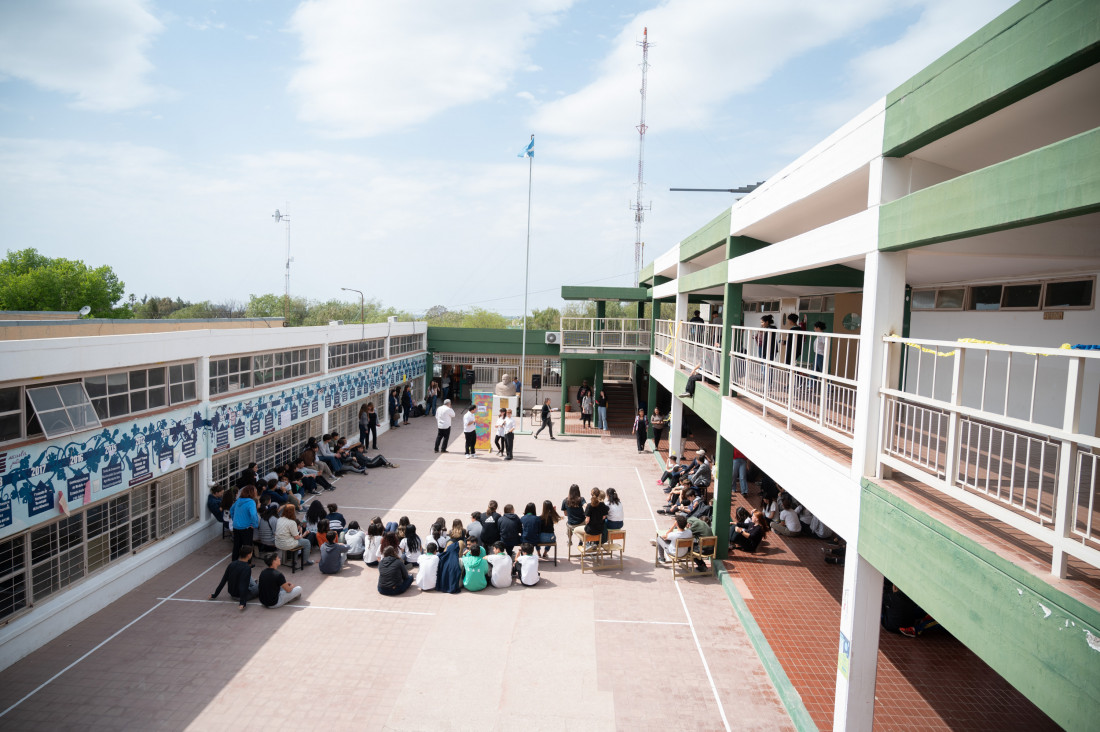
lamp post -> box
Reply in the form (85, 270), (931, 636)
(341, 287), (365, 341)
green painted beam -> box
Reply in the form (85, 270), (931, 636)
(678, 261), (728, 293)
(884, 0), (1100, 157)
(749, 264), (865, 288)
(859, 479), (1100, 731)
(639, 261), (655, 286)
(680, 208), (732, 262)
(559, 352), (650, 361)
(672, 369), (722, 432)
(880, 127), (1100, 251)
(427, 327), (559, 356)
(560, 286), (649, 302)
(729, 236), (771, 258)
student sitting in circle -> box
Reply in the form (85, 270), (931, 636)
(258, 553), (303, 609)
(377, 546), (414, 596)
(460, 537), (489, 592)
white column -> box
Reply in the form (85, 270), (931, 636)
(833, 551), (884, 731)
(668, 292), (691, 457)
(198, 355), (213, 489)
(672, 292), (690, 371)
(850, 250), (908, 479)
(668, 398), (684, 458)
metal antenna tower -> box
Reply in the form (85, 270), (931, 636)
(273, 206), (291, 321)
(631, 27), (652, 285)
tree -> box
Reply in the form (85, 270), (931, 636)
(245, 293), (309, 326)
(527, 307), (561, 331)
(459, 307), (510, 329)
(0, 248), (129, 317)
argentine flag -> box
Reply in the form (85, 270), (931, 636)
(518, 135), (534, 158)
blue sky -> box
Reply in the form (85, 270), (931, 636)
(0, 0), (1015, 316)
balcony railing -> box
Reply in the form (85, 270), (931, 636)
(559, 318), (651, 353)
(679, 322), (723, 384)
(879, 336), (1100, 575)
(654, 319), (675, 364)
(728, 326), (861, 447)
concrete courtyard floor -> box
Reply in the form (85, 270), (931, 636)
(0, 414), (793, 732)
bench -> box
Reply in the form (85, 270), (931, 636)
(534, 540), (558, 566)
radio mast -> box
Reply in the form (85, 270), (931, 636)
(632, 27), (652, 285)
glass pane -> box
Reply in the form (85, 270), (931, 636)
(183, 363), (195, 380)
(208, 378), (219, 395)
(148, 387), (166, 408)
(30, 526), (56, 564)
(129, 370), (147, 389)
(170, 384), (183, 404)
(169, 364), (181, 383)
(84, 377), (106, 399)
(969, 285), (1002, 311)
(911, 290), (935, 309)
(147, 368), (165, 386)
(0, 386), (18, 413)
(0, 537), (24, 576)
(67, 404), (97, 430)
(92, 398), (108, 420)
(107, 373), (128, 394)
(27, 386), (63, 411)
(38, 409), (72, 436)
(1003, 283), (1041, 309)
(108, 394), (129, 418)
(935, 289), (965, 309)
(130, 391), (147, 412)
(1045, 280), (1093, 308)
(239, 373), (250, 389)
(216, 376), (228, 394)
(0, 412), (20, 442)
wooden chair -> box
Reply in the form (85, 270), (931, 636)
(578, 531), (610, 573)
(535, 540), (558, 566)
(604, 529), (626, 571)
(281, 546), (304, 574)
(693, 535), (718, 573)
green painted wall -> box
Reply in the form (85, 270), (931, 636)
(560, 286), (649, 302)
(859, 479), (1100, 731)
(680, 208), (732, 262)
(678, 261), (728, 294)
(673, 369), (722, 432)
(884, 0), (1100, 156)
(427, 327), (558, 356)
(879, 127), (1100, 251)
(639, 262), (655, 286)
(749, 264), (864, 288)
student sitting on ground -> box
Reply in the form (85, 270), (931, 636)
(258, 553), (303, 609)
(426, 518), (448, 550)
(466, 512), (484, 543)
(486, 541), (513, 589)
(377, 546), (414, 596)
(416, 542), (440, 591)
(363, 522), (384, 566)
(448, 519), (467, 547)
(730, 510), (768, 553)
(513, 543), (540, 586)
(344, 521), (366, 560)
(380, 530), (400, 561)
(325, 503), (346, 533)
(400, 525), (422, 565)
(480, 500), (501, 547)
(771, 496), (803, 537)
(498, 504), (522, 555)
(461, 538), (489, 592)
(210, 545), (258, 610)
(657, 454), (679, 491)
(319, 530), (350, 574)
(304, 501), (327, 544)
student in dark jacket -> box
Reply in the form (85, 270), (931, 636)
(519, 502), (541, 546)
(498, 504), (522, 554)
(209, 546), (258, 610)
(480, 500), (502, 547)
(377, 546), (414, 595)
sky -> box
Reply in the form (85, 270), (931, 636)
(0, 0), (1017, 317)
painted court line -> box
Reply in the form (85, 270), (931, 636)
(0, 553), (229, 719)
(634, 467), (731, 732)
(389, 456), (644, 470)
(595, 619), (689, 626)
(160, 597), (435, 616)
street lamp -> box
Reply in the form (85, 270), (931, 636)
(341, 287), (364, 340)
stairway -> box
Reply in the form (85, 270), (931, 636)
(601, 381), (635, 437)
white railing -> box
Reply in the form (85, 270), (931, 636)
(560, 318), (651, 353)
(679, 322), (723, 384)
(879, 336), (1100, 576)
(728, 325), (860, 447)
(654, 319), (674, 364)
(603, 361), (633, 380)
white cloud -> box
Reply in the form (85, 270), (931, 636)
(287, 0), (575, 138)
(531, 0), (902, 160)
(0, 0), (164, 111)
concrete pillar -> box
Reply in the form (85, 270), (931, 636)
(560, 358), (569, 432)
(672, 292), (690, 372)
(851, 250), (908, 479)
(719, 282), (741, 397)
(668, 293), (690, 458)
(833, 552), (885, 731)
(713, 435), (733, 558)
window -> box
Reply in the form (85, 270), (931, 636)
(329, 338), (386, 370)
(1002, 283), (1042, 309)
(968, 285), (1002, 311)
(911, 288), (965, 311)
(209, 347), (322, 396)
(1045, 278), (1094, 309)
(798, 297), (823, 312)
(389, 334), (424, 356)
(210, 416), (323, 486)
(25, 383), (102, 440)
(169, 363), (197, 404)
(0, 386), (20, 443)
(330, 395), (384, 446)
(0, 468), (198, 623)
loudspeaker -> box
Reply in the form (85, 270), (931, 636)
(531, 373), (542, 390)
(465, 369), (476, 384)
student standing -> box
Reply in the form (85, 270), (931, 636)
(650, 407), (666, 451)
(463, 405), (478, 458)
(534, 397), (555, 439)
(504, 409), (516, 460)
(632, 409), (648, 453)
(595, 390), (608, 431)
(229, 485), (260, 562)
(434, 399), (455, 453)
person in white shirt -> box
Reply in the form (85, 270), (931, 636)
(434, 399), (456, 453)
(771, 496), (804, 536)
(400, 525), (423, 565)
(653, 515), (693, 563)
(363, 523), (384, 565)
(486, 542), (513, 588)
(463, 406), (478, 458)
(494, 408), (507, 456)
(514, 543), (540, 586)
(503, 409), (516, 461)
(605, 487), (624, 530)
(343, 521), (366, 559)
(415, 542), (440, 591)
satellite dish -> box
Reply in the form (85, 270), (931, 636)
(78, 306), (92, 317)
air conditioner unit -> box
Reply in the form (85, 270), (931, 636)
(545, 332), (560, 345)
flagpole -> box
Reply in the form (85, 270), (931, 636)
(520, 134), (533, 432)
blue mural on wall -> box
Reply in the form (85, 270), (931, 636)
(0, 353), (425, 541)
